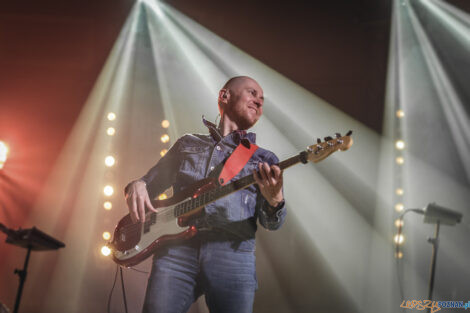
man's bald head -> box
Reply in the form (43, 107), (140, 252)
(217, 76), (264, 130)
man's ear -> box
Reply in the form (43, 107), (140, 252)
(218, 88), (230, 101)
(218, 88), (230, 112)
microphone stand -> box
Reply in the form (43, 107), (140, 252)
(13, 245), (32, 313)
(426, 221), (439, 312)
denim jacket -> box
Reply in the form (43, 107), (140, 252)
(133, 118), (287, 242)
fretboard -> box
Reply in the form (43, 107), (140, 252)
(173, 154), (302, 217)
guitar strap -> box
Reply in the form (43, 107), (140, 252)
(218, 139), (258, 185)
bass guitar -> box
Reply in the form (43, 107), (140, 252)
(109, 131), (353, 266)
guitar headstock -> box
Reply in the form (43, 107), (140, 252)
(305, 131), (353, 163)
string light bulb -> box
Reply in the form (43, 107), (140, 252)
(104, 185), (114, 196)
(105, 156), (115, 167)
(103, 201), (112, 210)
(101, 245), (111, 256)
(161, 134), (170, 143)
(395, 140), (405, 150)
(396, 156), (404, 165)
(107, 112), (116, 121)
(395, 203), (404, 212)
(102, 232), (111, 240)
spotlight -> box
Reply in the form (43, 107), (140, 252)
(394, 251), (403, 259)
(160, 149), (168, 157)
(105, 156), (115, 167)
(396, 156), (404, 165)
(101, 245), (111, 256)
(395, 140), (405, 150)
(161, 120), (170, 128)
(394, 234), (405, 245)
(158, 193), (168, 200)
(395, 203), (404, 212)
(104, 185), (114, 196)
(0, 141), (8, 169)
(103, 201), (112, 210)
(396, 188), (404, 196)
(102, 232), (111, 240)
(396, 110), (405, 118)
(107, 112), (116, 121)
(107, 127), (116, 136)
(161, 134), (170, 143)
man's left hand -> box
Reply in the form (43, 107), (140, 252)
(253, 162), (284, 207)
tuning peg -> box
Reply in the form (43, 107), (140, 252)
(317, 138), (321, 144)
(346, 130), (353, 136)
(335, 133), (341, 138)
(324, 136), (333, 141)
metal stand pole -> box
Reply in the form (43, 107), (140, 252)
(13, 245), (32, 313)
(426, 221), (440, 313)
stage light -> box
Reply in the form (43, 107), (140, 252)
(103, 201), (112, 210)
(107, 112), (116, 121)
(0, 141), (8, 169)
(104, 185), (114, 196)
(395, 140), (405, 150)
(396, 156), (404, 165)
(396, 188), (404, 196)
(395, 203), (404, 212)
(161, 134), (170, 143)
(160, 149), (168, 157)
(107, 127), (116, 136)
(161, 120), (170, 128)
(394, 219), (404, 228)
(101, 245), (111, 256)
(396, 110), (405, 118)
(105, 156), (115, 167)
(395, 251), (403, 259)
(102, 232), (111, 240)
(158, 193), (167, 200)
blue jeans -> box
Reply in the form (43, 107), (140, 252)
(142, 234), (257, 313)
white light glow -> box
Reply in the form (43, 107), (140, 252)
(0, 141), (8, 169)
(161, 134), (170, 143)
(102, 232), (111, 240)
(107, 112), (116, 121)
(103, 201), (112, 210)
(395, 140), (405, 150)
(105, 156), (115, 167)
(161, 120), (170, 128)
(104, 185), (114, 196)
(394, 234), (405, 245)
(101, 245), (111, 256)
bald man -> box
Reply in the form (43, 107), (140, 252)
(125, 76), (287, 313)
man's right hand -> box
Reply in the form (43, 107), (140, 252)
(125, 180), (156, 223)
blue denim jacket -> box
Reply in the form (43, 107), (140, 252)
(136, 118), (286, 244)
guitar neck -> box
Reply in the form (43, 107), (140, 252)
(174, 154), (302, 217)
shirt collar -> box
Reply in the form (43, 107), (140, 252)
(202, 116), (256, 144)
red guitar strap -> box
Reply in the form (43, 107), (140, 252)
(218, 141), (258, 185)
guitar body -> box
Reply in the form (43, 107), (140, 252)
(111, 178), (214, 267)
